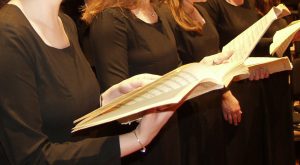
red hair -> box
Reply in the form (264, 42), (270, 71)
(81, 0), (139, 24)
(164, 0), (203, 32)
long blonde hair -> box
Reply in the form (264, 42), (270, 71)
(164, 0), (203, 32)
(82, 0), (139, 24)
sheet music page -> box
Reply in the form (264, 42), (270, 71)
(222, 4), (288, 63)
(244, 56), (292, 74)
(244, 57), (284, 66)
(270, 20), (300, 57)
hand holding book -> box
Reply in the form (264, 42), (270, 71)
(200, 51), (233, 65)
(101, 74), (161, 106)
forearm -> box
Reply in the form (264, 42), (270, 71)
(119, 109), (175, 157)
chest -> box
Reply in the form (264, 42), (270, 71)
(30, 41), (99, 137)
(128, 22), (175, 60)
(125, 19), (180, 74)
(217, 4), (260, 36)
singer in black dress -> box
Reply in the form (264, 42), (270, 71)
(202, 0), (294, 164)
(0, 4), (120, 164)
(86, 6), (182, 165)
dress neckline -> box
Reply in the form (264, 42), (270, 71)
(6, 4), (72, 51)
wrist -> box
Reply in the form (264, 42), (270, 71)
(222, 90), (232, 99)
(133, 129), (147, 153)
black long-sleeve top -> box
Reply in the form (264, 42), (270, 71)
(87, 7), (181, 91)
(0, 5), (120, 164)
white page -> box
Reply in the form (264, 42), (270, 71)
(222, 4), (289, 63)
(270, 20), (300, 57)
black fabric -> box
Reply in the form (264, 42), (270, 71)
(0, 140), (10, 164)
(202, 0), (294, 164)
(292, 58), (300, 98)
(261, 71), (294, 165)
(0, 5), (121, 164)
(158, 4), (226, 165)
(86, 7), (182, 165)
(224, 80), (266, 165)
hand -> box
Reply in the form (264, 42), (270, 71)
(101, 74), (161, 106)
(119, 102), (182, 157)
(134, 104), (180, 147)
(200, 51), (233, 65)
(222, 90), (242, 126)
(248, 67), (269, 81)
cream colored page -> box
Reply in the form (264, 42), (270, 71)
(185, 61), (247, 87)
(222, 4), (288, 63)
(223, 65), (249, 86)
(210, 61), (245, 84)
(270, 20), (300, 57)
(244, 56), (288, 66)
(186, 82), (224, 100)
(244, 56), (292, 73)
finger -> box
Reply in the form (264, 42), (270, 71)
(259, 67), (269, 79)
(237, 111), (242, 123)
(214, 53), (232, 65)
(227, 114), (233, 124)
(232, 113), (238, 126)
(259, 68), (265, 79)
(249, 70), (255, 81)
(264, 68), (269, 78)
(252, 69), (258, 80)
(254, 69), (260, 80)
(138, 73), (161, 81)
(220, 51), (234, 60)
(131, 74), (161, 86)
(223, 111), (228, 121)
(119, 74), (161, 94)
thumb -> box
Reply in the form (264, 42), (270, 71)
(118, 74), (161, 94)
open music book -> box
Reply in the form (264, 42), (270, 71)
(72, 4), (291, 132)
(270, 20), (300, 57)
